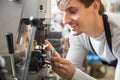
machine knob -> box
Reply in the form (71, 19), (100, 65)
(6, 32), (14, 54)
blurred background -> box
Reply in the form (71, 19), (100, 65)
(0, 0), (119, 80)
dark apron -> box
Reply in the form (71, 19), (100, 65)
(89, 14), (117, 67)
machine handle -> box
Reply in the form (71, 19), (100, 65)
(6, 32), (14, 54)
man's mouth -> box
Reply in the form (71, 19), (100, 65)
(70, 24), (77, 31)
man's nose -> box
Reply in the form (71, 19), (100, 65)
(63, 13), (71, 25)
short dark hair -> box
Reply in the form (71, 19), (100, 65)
(77, 0), (105, 15)
(57, 0), (105, 15)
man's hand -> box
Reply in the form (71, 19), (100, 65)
(51, 56), (75, 79)
(44, 39), (75, 79)
(44, 39), (61, 58)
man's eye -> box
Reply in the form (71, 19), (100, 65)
(69, 9), (77, 14)
(70, 10), (76, 14)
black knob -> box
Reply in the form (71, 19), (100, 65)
(6, 32), (14, 54)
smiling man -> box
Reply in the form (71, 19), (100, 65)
(45, 0), (120, 80)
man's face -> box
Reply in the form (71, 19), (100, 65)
(62, 0), (95, 35)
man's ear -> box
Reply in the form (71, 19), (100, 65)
(92, 0), (100, 14)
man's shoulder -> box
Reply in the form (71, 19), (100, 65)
(105, 12), (120, 27)
(105, 12), (120, 16)
(105, 12), (120, 20)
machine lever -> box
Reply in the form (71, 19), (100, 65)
(6, 32), (14, 54)
(6, 32), (18, 80)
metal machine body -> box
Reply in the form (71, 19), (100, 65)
(0, 0), (51, 56)
(0, 0), (58, 80)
